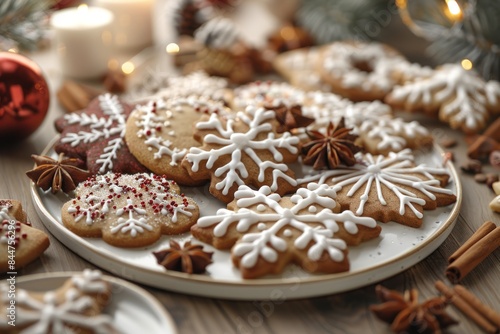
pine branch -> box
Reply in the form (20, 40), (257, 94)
(427, 0), (500, 80)
(0, 0), (54, 51)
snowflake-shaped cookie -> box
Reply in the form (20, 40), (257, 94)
(192, 183), (380, 278)
(298, 149), (457, 227)
(125, 96), (231, 185)
(0, 269), (116, 333)
(54, 94), (149, 175)
(231, 82), (432, 154)
(182, 105), (300, 203)
(385, 64), (500, 133)
(61, 173), (199, 247)
(302, 96), (432, 154)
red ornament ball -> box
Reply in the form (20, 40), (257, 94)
(0, 52), (50, 141)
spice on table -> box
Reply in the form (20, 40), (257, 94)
(460, 159), (483, 174)
(440, 136), (457, 148)
(490, 150), (500, 168)
(56, 80), (105, 113)
(486, 173), (499, 189)
(475, 173), (487, 183)
(370, 285), (457, 334)
(153, 239), (213, 274)
(490, 182), (500, 212)
(446, 221), (500, 283)
(435, 280), (500, 334)
(467, 117), (500, 160)
(26, 153), (91, 194)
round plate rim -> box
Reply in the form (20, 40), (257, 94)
(30, 136), (462, 299)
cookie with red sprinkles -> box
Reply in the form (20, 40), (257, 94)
(125, 96), (231, 186)
(1, 199), (50, 272)
(61, 173), (200, 247)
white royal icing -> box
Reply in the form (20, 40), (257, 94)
(67, 173), (196, 238)
(232, 82), (429, 153)
(0, 270), (115, 333)
(186, 105), (300, 195)
(196, 183), (377, 268)
(299, 149), (454, 218)
(321, 42), (404, 92)
(61, 94), (127, 174)
(389, 64), (496, 132)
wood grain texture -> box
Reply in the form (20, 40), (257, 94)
(1, 16), (499, 334)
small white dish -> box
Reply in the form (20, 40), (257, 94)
(6, 271), (177, 334)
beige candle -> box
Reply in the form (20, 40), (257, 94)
(51, 5), (114, 79)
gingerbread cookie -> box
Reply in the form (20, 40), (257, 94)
(54, 93), (149, 175)
(0, 269), (117, 333)
(0, 200), (50, 272)
(192, 183), (380, 278)
(318, 41), (406, 101)
(301, 97), (433, 155)
(272, 46), (331, 92)
(298, 149), (457, 228)
(182, 105), (300, 203)
(385, 64), (500, 133)
(125, 96), (230, 186)
(61, 173), (199, 247)
(134, 70), (230, 104)
(231, 82), (432, 155)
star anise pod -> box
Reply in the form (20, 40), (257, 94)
(26, 153), (91, 194)
(370, 285), (458, 334)
(301, 117), (361, 170)
(153, 240), (213, 274)
(265, 103), (315, 133)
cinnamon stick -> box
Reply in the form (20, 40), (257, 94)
(435, 280), (499, 334)
(448, 221), (497, 263)
(454, 284), (500, 329)
(446, 224), (500, 283)
(468, 117), (500, 160)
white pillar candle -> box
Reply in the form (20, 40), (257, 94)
(93, 0), (154, 51)
(51, 5), (114, 79)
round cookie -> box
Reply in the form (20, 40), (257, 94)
(61, 173), (200, 248)
(319, 41), (406, 101)
(125, 96), (231, 186)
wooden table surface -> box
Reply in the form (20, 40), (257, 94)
(1, 18), (499, 334)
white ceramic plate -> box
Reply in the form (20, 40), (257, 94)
(4, 271), (177, 334)
(31, 138), (462, 300)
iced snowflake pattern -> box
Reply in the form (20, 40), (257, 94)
(0, 270), (115, 333)
(184, 105), (300, 202)
(298, 149), (456, 225)
(387, 64), (500, 133)
(232, 82), (430, 153)
(60, 94), (127, 173)
(65, 173), (198, 246)
(194, 183), (378, 278)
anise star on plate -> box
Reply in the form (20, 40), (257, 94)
(26, 153), (91, 194)
(265, 103), (315, 133)
(301, 117), (361, 170)
(370, 285), (458, 334)
(153, 240), (213, 274)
